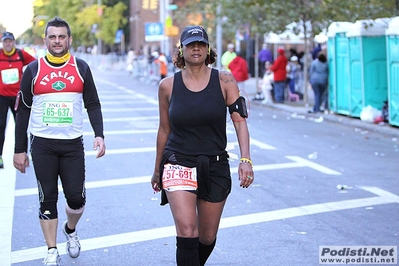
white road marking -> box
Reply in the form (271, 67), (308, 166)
(96, 80), (158, 105)
(285, 156), (342, 175)
(15, 176), (151, 197)
(250, 138), (276, 150)
(14, 154), (341, 197)
(13, 154), (341, 198)
(0, 115), (16, 266)
(99, 116), (159, 122)
(99, 100), (155, 105)
(10, 186), (399, 263)
(100, 107), (158, 112)
(219, 186), (399, 228)
(98, 95), (142, 99)
(85, 146), (155, 156)
(83, 129), (158, 136)
(83, 128), (236, 136)
(83, 116), (159, 124)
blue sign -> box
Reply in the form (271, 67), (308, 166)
(114, 29), (124, 44)
(167, 4), (178, 10)
(145, 22), (164, 42)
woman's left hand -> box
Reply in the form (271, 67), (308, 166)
(238, 162), (254, 188)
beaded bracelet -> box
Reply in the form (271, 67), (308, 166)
(240, 157), (253, 166)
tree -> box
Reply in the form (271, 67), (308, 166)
(31, 0), (129, 52)
(0, 23), (6, 33)
(75, 5), (103, 48)
(32, 0), (90, 46)
(97, 2), (128, 47)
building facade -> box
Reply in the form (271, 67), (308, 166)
(129, 0), (183, 57)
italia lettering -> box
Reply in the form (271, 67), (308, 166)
(40, 71), (75, 85)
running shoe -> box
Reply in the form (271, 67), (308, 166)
(0, 157), (3, 168)
(62, 220), (81, 258)
(43, 248), (60, 266)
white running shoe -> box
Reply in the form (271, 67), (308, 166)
(43, 248), (60, 265)
(62, 221), (81, 258)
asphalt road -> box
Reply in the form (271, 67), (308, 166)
(1, 66), (398, 266)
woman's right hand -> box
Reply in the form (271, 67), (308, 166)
(151, 173), (161, 193)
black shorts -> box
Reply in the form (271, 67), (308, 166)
(160, 151), (231, 205)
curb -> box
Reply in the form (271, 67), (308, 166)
(250, 99), (399, 138)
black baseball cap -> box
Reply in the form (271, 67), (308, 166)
(180, 26), (209, 46)
(1, 32), (15, 41)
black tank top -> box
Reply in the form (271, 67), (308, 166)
(165, 68), (227, 156)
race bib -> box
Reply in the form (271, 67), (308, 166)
(1, 68), (19, 84)
(42, 101), (73, 126)
(162, 163), (197, 191)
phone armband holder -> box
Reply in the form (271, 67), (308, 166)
(228, 96), (248, 118)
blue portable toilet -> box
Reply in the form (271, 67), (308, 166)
(327, 22), (354, 115)
(386, 16), (399, 127)
(346, 19), (390, 118)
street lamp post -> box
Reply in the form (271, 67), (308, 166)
(160, 0), (170, 56)
(216, 4), (224, 70)
(97, 0), (102, 54)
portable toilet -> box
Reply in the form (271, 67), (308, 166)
(327, 22), (354, 115)
(346, 18), (390, 118)
(386, 16), (399, 127)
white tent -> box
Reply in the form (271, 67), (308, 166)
(264, 31), (305, 45)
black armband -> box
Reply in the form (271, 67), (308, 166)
(228, 96), (248, 118)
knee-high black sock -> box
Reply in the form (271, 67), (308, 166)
(198, 239), (216, 266)
(176, 236), (200, 266)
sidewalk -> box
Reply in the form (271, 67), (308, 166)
(244, 77), (399, 137)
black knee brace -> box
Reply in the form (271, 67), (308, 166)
(39, 203), (58, 220)
(66, 197), (86, 210)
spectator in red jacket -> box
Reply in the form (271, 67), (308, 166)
(271, 48), (288, 103)
(228, 52), (249, 91)
(0, 31), (36, 168)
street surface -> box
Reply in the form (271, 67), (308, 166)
(1, 65), (398, 266)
